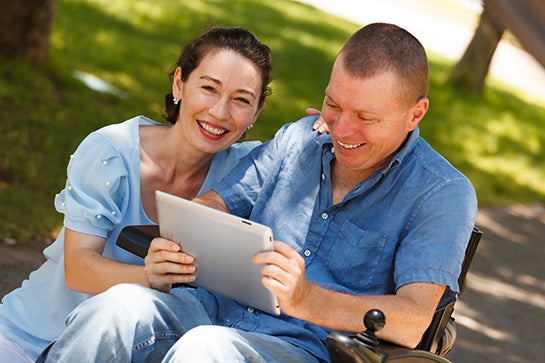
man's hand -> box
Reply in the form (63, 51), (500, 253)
(144, 237), (197, 293)
(253, 241), (313, 317)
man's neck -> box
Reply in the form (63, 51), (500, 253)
(330, 161), (378, 204)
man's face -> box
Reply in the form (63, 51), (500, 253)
(321, 58), (427, 176)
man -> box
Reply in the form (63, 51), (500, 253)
(44, 23), (477, 363)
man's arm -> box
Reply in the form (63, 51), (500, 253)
(298, 281), (445, 349)
(193, 190), (230, 213)
(254, 241), (445, 349)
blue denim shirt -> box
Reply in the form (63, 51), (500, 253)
(207, 116), (477, 361)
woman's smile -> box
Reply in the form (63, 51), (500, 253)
(197, 120), (228, 137)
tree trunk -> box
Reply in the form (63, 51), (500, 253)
(0, 0), (59, 65)
(448, 3), (506, 92)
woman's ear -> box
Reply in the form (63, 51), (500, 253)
(253, 98), (267, 121)
(172, 66), (183, 99)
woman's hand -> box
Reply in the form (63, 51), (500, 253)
(144, 237), (197, 293)
(305, 107), (329, 134)
(252, 241), (313, 317)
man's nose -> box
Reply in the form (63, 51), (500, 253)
(332, 112), (355, 137)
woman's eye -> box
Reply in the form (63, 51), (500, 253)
(235, 97), (251, 106)
(202, 85), (216, 93)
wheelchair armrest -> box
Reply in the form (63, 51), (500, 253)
(327, 333), (453, 363)
(377, 342), (453, 362)
(326, 332), (381, 363)
(326, 309), (453, 363)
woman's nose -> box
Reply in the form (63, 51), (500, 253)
(208, 98), (230, 121)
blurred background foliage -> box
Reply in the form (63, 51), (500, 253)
(1, 0), (544, 243)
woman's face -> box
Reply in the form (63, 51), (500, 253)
(172, 49), (264, 154)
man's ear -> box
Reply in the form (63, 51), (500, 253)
(407, 97), (429, 131)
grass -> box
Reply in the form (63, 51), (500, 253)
(1, 0), (544, 243)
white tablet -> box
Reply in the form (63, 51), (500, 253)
(155, 190), (280, 316)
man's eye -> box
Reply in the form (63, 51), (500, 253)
(359, 116), (377, 123)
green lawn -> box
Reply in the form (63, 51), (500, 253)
(1, 0), (544, 243)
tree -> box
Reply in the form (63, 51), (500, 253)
(448, 2), (506, 92)
(0, 0), (60, 65)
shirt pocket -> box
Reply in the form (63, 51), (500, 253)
(327, 220), (387, 291)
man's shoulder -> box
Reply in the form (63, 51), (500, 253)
(277, 116), (329, 144)
(412, 137), (470, 182)
(285, 115), (318, 131)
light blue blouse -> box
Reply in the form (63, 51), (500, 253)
(0, 115), (260, 359)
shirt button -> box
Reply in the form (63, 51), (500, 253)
(304, 249), (311, 257)
(321, 212), (328, 220)
(321, 173), (326, 180)
(247, 307), (254, 313)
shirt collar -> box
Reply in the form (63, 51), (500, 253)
(386, 126), (420, 171)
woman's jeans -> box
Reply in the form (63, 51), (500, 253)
(44, 284), (319, 363)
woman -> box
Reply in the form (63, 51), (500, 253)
(0, 26), (273, 362)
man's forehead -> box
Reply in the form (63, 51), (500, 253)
(326, 68), (402, 111)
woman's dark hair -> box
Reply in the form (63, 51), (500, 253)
(164, 26), (273, 124)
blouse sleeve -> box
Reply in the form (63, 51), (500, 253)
(54, 132), (129, 238)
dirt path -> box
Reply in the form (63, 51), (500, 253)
(1, 203), (544, 362)
(449, 203), (545, 363)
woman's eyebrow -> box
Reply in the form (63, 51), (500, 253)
(200, 75), (257, 99)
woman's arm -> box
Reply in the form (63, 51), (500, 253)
(63, 228), (150, 294)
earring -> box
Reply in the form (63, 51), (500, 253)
(173, 97), (180, 105)
(247, 124), (254, 130)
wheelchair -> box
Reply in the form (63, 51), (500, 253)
(326, 227), (482, 363)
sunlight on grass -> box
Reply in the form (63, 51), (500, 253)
(1, 0), (545, 242)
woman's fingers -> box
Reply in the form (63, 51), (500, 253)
(144, 237), (197, 291)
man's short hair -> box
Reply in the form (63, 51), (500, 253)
(339, 23), (429, 106)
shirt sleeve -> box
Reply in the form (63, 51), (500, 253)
(394, 177), (478, 293)
(54, 132), (128, 238)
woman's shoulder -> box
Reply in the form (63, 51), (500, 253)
(227, 140), (262, 156)
(208, 141), (260, 172)
(77, 115), (164, 155)
(95, 115), (160, 140)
